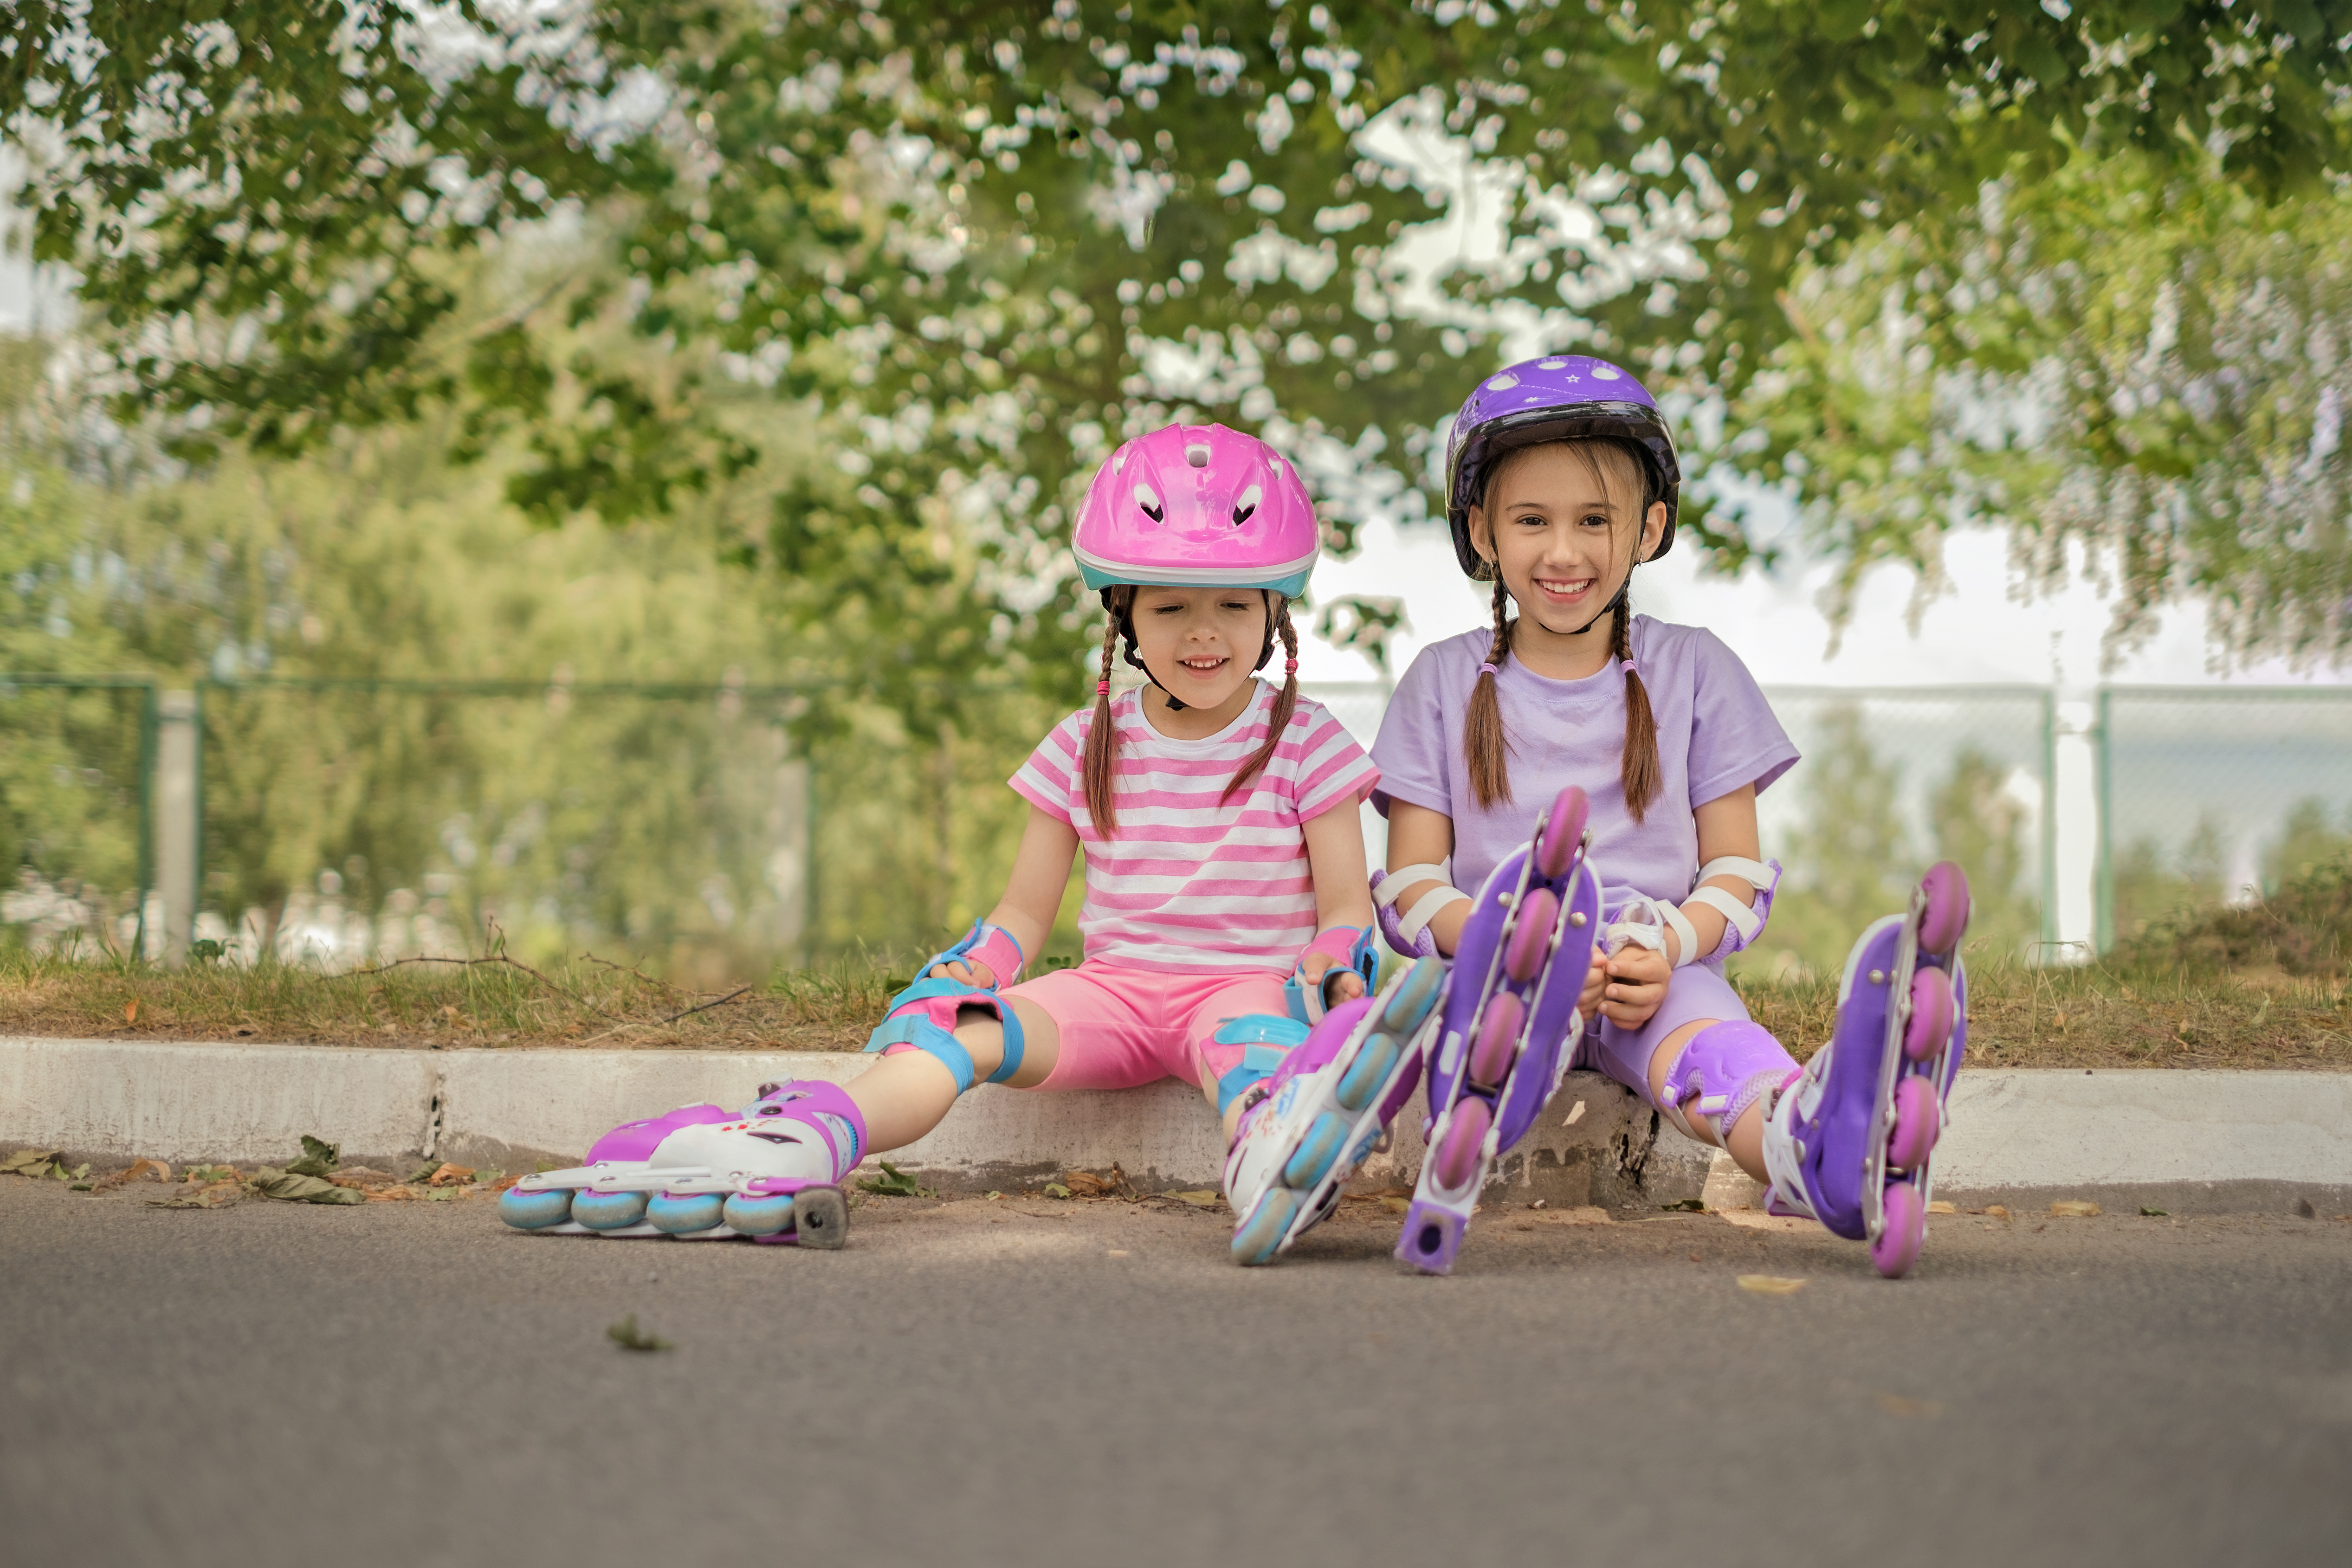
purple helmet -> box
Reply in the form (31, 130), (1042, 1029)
(1442, 354), (1681, 578)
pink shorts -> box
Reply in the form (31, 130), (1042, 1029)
(1002, 961), (1291, 1094)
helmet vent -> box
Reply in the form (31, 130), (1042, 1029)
(1184, 442), (1212, 468)
(1232, 483), (1262, 526)
(1133, 483), (1164, 522)
(1112, 447), (1129, 473)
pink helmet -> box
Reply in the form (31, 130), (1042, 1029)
(1073, 424), (1318, 599)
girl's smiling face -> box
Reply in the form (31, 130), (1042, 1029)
(1467, 441), (1667, 640)
(1128, 586), (1271, 715)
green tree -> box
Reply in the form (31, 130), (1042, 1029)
(10, 1), (2347, 710)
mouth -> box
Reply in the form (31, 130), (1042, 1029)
(1531, 573), (1599, 607)
(1175, 655), (1230, 678)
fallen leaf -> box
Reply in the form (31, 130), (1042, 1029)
(1040, 1182), (1073, 1200)
(1659, 1198), (1706, 1213)
(2049, 1200), (2102, 1218)
(607, 1314), (671, 1353)
(2140, 1206), (2169, 1217)
(326, 1166), (393, 1188)
(424, 1162), (475, 1187)
(363, 1186), (418, 1203)
(1562, 1099), (1587, 1127)
(1737, 1275), (1808, 1296)
(285, 1135), (342, 1179)
(1, 1149), (64, 1177)
(249, 1167), (365, 1205)
(123, 999), (139, 1024)
(1105, 1249), (1131, 1257)
(1983, 1205), (2010, 1219)
(1381, 1195), (1410, 1213)
(856, 1161), (934, 1198)
(1166, 1189), (1221, 1208)
(1926, 1200), (1958, 1214)
(1063, 1171), (1114, 1198)
(1876, 1393), (1945, 1419)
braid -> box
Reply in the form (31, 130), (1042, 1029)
(1465, 574), (1515, 808)
(1224, 595), (1299, 802)
(1083, 589), (1130, 834)
(1615, 575), (1663, 822)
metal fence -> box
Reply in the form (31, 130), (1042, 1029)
(2098, 687), (2352, 948)
(6, 673), (2349, 972)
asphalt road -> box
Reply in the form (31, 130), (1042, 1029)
(3, 1178), (2348, 1568)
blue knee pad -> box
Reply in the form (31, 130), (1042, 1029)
(877, 1007), (1027, 1095)
(1211, 1014), (1310, 1116)
(1660, 1019), (1797, 1140)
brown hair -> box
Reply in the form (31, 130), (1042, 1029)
(1082, 588), (1302, 835)
(1462, 438), (1665, 822)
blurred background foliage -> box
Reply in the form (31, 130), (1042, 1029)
(5, 2), (2352, 975)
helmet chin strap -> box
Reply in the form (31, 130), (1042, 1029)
(1564, 572), (1632, 638)
(1120, 596), (1279, 713)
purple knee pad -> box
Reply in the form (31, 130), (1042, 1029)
(1660, 1020), (1798, 1141)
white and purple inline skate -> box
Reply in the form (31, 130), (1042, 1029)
(1225, 955), (1448, 1266)
(1760, 861), (1971, 1278)
(498, 1079), (861, 1247)
(1396, 785), (1603, 1275)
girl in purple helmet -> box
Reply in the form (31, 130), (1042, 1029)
(503, 424), (1448, 1265)
(1368, 355), (1971, 1278)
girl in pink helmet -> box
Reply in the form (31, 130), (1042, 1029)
(503, 424), (1449, 1265)
(1367, 355), (1972, 1279)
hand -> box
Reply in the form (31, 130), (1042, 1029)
(1579, 950), (1608, 1020)
(930, 958), (998, 988)
(1300, 952), (1367, 1008)
(1596, 944), (1670, 1030)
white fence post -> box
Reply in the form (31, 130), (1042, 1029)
(153, 690), (199, 965)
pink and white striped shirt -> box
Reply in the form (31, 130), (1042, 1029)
(1010, 682), (1380, 974)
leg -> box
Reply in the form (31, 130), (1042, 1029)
(1642, 1017), (1790, 1185)
(851, 995), (1061, 1153)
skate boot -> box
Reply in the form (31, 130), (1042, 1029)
(498, 1079), (861, 1248)
(1398, 786), (1602, 1275)
(1760, 861), (1971, 1279)
(1225, 955), (1447, 1266)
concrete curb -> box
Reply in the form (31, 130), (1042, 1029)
(3, 1038), (2347, 1213)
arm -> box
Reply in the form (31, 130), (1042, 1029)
(1297, 796), (1378, 1005)
(931, 806), (1080, 986)
(1380, 800), (1470, 956)
(1582, 785), (1766, 1027)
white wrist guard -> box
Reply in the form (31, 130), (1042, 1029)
(1604, 895), (1701, 969)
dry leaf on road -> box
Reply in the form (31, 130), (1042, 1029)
(2050, 1200), (2102, 1217)
(1737, 1275), (1809, 1296)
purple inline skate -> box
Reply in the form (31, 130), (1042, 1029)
(1760, 862), (1971, 1279)
(498, 1079), (861, 1248)
(1225, 955), (1447, 1266)
(1396, 786), (1603, 1275)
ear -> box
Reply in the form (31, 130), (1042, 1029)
(1638, 500), (1669, 563)
(1466, 504), (1499, 567)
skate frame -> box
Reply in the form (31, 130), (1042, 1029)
(1862, 882), (1927, 1245)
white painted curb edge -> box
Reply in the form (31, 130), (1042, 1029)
(2, 1038), (2347, 1206)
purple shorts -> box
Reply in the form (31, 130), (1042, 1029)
(1572, 960), (1751, 1108)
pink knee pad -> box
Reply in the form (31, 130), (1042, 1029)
(1660, 1020), (1798, 1142)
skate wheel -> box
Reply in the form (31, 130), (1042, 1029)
(1904, 966), (1955, 1062)
(647, 1192), (726, 1234)
(1335, 1032), (1400, 1113)
(1377, 954), (1447, 1035)
(499, 1187), (577, 1231)
(572, 1190), (651, 1231)
(1232, 1189), (1300, 1266)
(1503, 887), (1558, 982)
(1467, 990), (1524, 1089)
(1887, 1076), (1939, 1171)
(1534, 786), (1589, 880)
(1873, 1182), (1927, 1278)
(1283, 1112), (1350, 1191)
(1916, 862), (1971, 956)
(1430, 1095), (1493, 1194)
(791, 1186), (849, 1250)
(723, 1190), (798, 1236)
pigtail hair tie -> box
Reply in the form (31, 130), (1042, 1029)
(1283, 658), (1298, 675)
(1096, 680), (1111, 696)
(1478, 661), (1499, 677)
(1620, 659), (1636, 675)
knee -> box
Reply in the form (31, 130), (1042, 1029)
(1656, 1020), (1797, 1145)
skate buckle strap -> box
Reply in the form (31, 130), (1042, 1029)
(1688, 857), (1782, 963)
(1285, 925), (1379, 1025)
(1372, 863), (1469, 950)
(1605, 896), (1701, 970)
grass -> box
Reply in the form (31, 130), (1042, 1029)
(6, 856), (2350, 1067)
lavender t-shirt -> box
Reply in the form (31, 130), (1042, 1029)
(1370, 616), (1800, 911)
